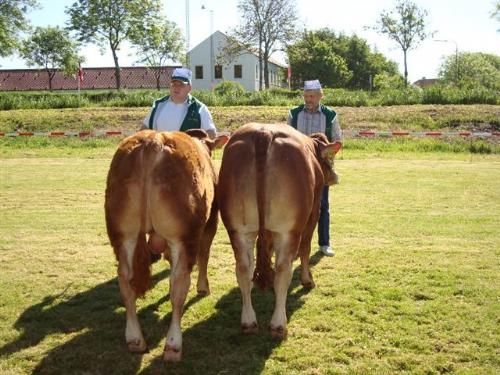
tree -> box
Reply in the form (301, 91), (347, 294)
(0, 0), (38, 58)
(66, 0), (162, 90)
(372, 0), (433, 86)
(287, 29), (401, 90)
(287, 31), (352, 88)
(129, 18), (185, 90)
(20, 26), (82, 91)
(493, 1), (500, 32)
(226, 0), (298, 90)
(438, 52), (500, 91)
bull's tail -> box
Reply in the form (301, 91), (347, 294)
(130, 134), (159, 297)
(252, 130), (275, 290)
(130, 231), (151, 297)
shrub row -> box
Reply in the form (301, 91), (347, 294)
(0, 85), (498, 110)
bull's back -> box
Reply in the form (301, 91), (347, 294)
(105, 130), (214, 242)
(218, 123), (317, 233)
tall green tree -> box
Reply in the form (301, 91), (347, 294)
(227, 0), (298, 90)
(372, 0), (433, 86)
(287, 31), (352, 88)
(20, 26), (82, 90)
(287, 29), (400, 90)
(65, 0), (162, 90)
(129, 19), (185, 90)
(0, 0), (38, 58)
(438, 52), (500, 90)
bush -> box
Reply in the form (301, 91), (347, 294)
(0, 85), (498, 110)
(213, 81), (246, 97)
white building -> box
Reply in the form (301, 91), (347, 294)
(187, 31), (287, 92)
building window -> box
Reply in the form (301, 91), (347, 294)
(195, 66), (203, 79)
(234, 65), (242, 79)
(214, 65), (223, 79)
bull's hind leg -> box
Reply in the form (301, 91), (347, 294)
(230, 231), (258, 334)
(118, 236), (147, 353)
(163, 241), (193, 362)
(197, 204), (218, 295)
(270, 232), (301, 339)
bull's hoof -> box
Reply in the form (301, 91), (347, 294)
(241, 321), (258, 334)
(197, 288), (210, 296)
(301, 280), (316, 289)
(127, 339), (147, 353)
(270, 325), (288, 340)
(163, 345), (182, 362)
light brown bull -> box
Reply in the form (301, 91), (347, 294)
(105, 129), (227, 362)
(217, 123), (340, 338)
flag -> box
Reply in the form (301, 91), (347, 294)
(287, 65), (291, 89)
(78, 65), (84, 83)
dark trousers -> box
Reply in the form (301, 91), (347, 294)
(318, 185), (330, 246)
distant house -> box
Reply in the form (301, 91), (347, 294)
(412, 77), (439, 89)
(187, 30), (287, 92)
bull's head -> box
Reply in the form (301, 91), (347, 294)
(310, 133), (342, 186)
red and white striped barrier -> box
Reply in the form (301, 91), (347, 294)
(0, 129), (498, 139)
(343, 130), (499, 139)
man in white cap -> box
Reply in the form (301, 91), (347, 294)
(142, 67), (217, 139)
(287, 79), (342, 257)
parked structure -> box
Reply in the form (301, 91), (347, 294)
(413, 77), (439, 88)
(0, 66), (179, 91)
(188, 31), (287, 91)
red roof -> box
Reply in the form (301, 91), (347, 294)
(0, 66), (181, 91)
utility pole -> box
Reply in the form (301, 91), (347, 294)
(185, 0), (190, 68)
(434, 39), (459, 84)
(202, 5), (214, 89)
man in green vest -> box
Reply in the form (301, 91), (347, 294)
(142, 68), (217, 264)
(142, 67), (216, 139)
(288, 79), (343, 257)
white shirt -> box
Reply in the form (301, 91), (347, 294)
(143, 96), (216, 133)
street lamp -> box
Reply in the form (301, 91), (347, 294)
(185, 0), (190, 67)
(201, 5), (214, 88)
(434, 39), (459, 84)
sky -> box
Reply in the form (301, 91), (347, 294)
(0, 0), (499, 84)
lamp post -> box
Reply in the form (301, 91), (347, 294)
(185, 0), (190, 67)
(201, 5), (214, 89)
(434, 39), (459, 84)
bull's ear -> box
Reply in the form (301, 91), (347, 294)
(186, 128), (208, 140)
(321, 141), (342, 158)
(214, 134), (229, 149)
(204, 134), (230, 152)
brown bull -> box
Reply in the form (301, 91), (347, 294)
(105, 129), (227, 362)
(217, 123), (341, 338)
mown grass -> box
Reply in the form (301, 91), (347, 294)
(0, 104), (498, 134)
(1, 134), (499, 159)
(0, 142), (499, 374)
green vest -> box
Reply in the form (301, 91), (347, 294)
(289, 104), (336, 141)
(148, 95), (202, 131)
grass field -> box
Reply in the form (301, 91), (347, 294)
(0, 142), (499, 374)
(0, 104), (498, 133)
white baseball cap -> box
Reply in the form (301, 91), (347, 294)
(171, 68), (192, 85)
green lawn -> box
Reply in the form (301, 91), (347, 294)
(0, 144), (499, 374)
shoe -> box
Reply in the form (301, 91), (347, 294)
(319, 245), (334, 257)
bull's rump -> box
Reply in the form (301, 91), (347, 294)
(105, 130), (214, 246)
(218, 123), (319, 234)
